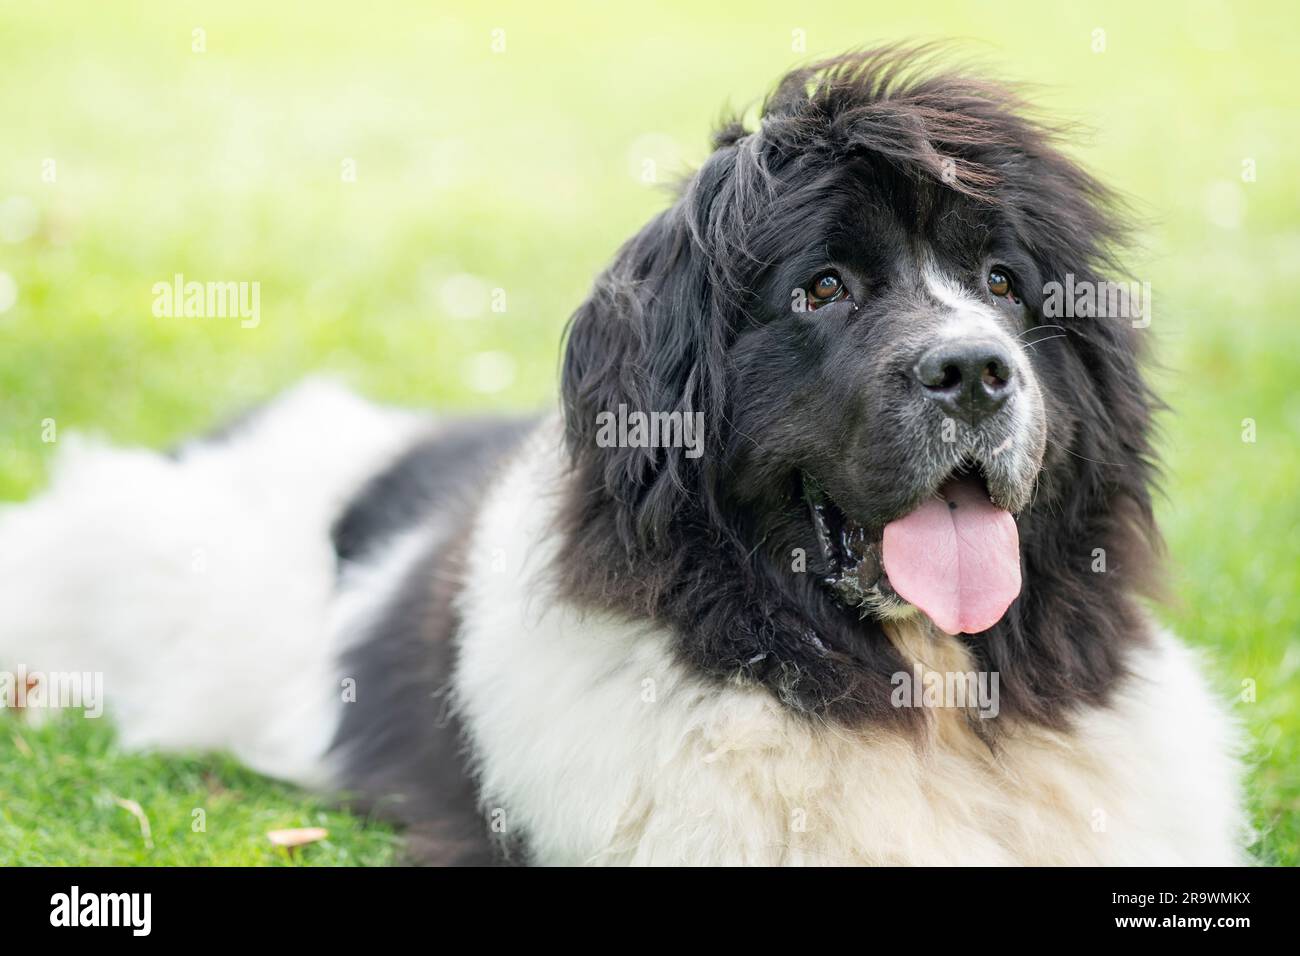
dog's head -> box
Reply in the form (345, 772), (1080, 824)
(561, 47), (1159, 727)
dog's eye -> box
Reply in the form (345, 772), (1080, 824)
(987, 268), (1015, 300)
(808, 272), (846, 308)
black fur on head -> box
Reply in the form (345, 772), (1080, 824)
(558, 45), (1160, 732)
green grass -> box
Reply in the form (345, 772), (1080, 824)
(1, 0), (1297, 864)
(0, 715), (399, 865)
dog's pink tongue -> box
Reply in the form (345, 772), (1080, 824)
(881, 478), (1020, 635)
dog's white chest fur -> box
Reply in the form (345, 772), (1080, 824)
(454, 425), (1246, 865)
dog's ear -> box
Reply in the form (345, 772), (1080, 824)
(964, 122), (1164, 727)
(993, 132), (1158, 529)
(561, 150), (737, 550)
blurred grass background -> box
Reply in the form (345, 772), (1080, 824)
(1, 0), (1297, 864)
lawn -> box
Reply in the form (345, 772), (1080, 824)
(1, 0), (1296, 865)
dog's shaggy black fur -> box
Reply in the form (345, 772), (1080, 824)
(559, 46), (1161, 733)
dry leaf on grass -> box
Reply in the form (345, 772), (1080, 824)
(266, 827), (328, 851)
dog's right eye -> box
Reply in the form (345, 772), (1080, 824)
(807, 272), (847, 309)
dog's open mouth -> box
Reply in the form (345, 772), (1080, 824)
(804, 462), (1021, 635)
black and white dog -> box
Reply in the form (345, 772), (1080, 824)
(1, 49), (1245, 865)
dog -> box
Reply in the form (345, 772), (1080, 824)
(0, 47), (1246, 865)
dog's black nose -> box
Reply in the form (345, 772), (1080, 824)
(914, 339), (1016, 423)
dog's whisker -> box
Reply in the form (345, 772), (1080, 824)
(1019, 333), (1067, 352)
(1042, 434), (1120, 466)
(1016, 323), (1071, 340)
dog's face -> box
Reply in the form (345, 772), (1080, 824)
(726, 162), (1053, 633)
(562, 49), (1159, 726)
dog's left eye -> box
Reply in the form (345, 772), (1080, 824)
(987, 268), (1020, 303)
(807, 272), (847, 308)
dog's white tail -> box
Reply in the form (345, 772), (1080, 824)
(0, 380), (425, 786)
